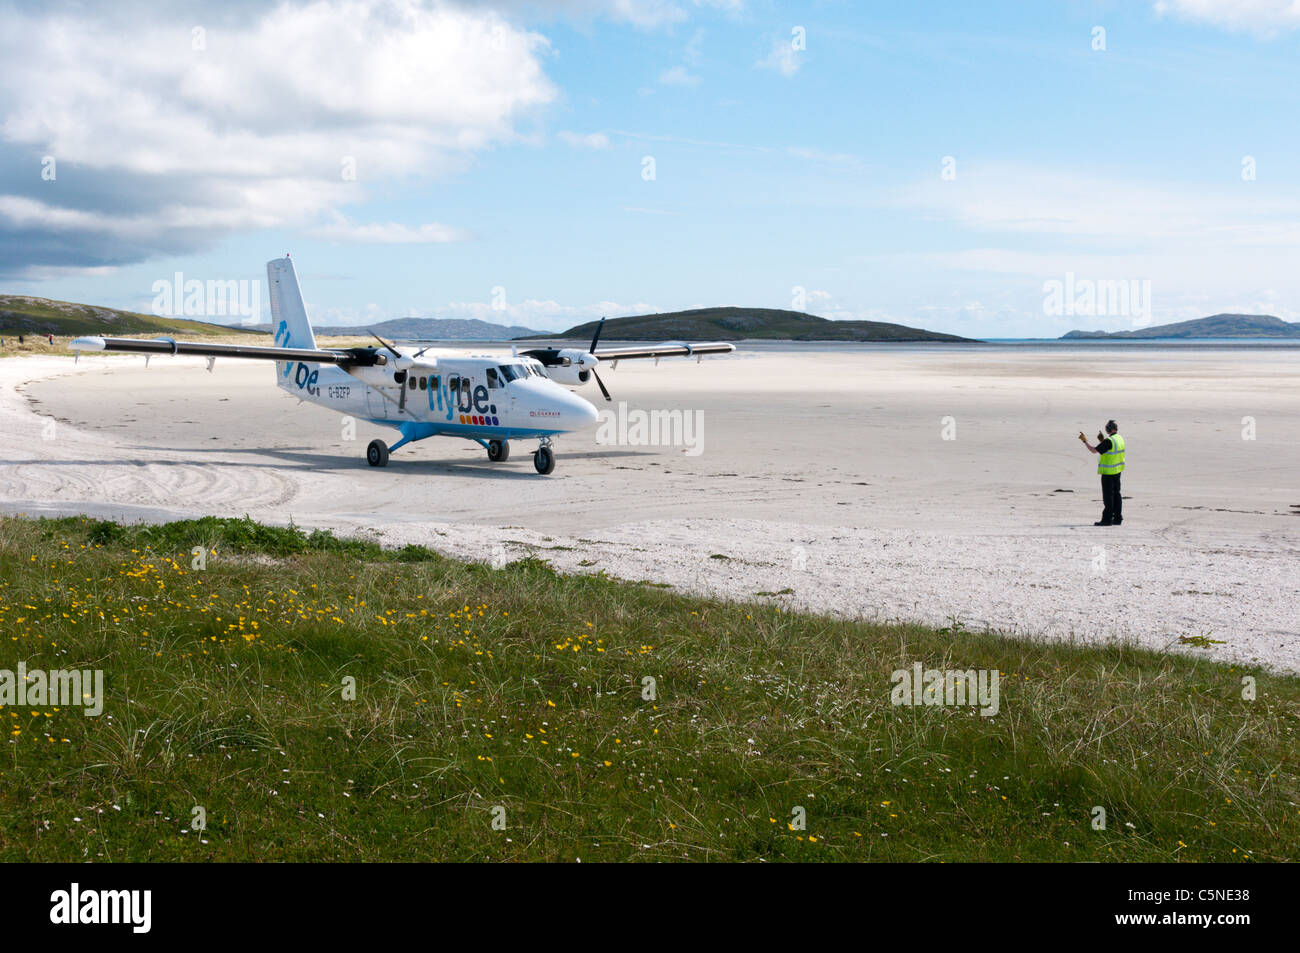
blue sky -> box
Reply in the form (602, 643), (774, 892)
(2, 0), (1299, 336)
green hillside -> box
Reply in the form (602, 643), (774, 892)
(536, 307), (973, 342)
(0, 294), (240, 337)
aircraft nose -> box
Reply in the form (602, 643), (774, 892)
(558, 392), (599, 430)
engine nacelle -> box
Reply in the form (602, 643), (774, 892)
(347, 364), (399, 387)
(556, 347), (597, 369)
(544, 364), (591, 386)
(343, 349), (429, 388)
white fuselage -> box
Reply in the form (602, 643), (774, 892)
(275, 349), (599, 443)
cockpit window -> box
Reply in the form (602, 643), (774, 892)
(497, 364), (520, 382)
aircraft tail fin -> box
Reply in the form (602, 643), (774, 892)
(267, 256), (317, 351)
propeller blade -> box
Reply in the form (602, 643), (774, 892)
(592, 367), (612, 402)
(589, 316), (606, 354)
(370, 331), (402, 360)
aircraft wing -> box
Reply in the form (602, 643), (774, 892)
(592, 342), (735, 361)
(68, 335), (384, 367)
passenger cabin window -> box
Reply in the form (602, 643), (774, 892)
(409, 377), (417, 390)
(418, 376), (427, 390)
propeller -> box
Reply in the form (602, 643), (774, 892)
(518, 316), (611, 400)
(370, 331), (403, 361)
(589, 317), (611, 401)
(371, 331), (409, 412)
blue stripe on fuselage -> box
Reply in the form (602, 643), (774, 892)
(367, 420), (563, 440)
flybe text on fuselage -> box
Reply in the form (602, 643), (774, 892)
(275, 346), (594, 437)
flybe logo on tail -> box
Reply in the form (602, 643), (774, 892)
(291, 363), (320, 395)
(275, 319), (320, 395)
(274, 319), (292, 352)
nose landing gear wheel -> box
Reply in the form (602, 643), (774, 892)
(533, 445), (555, 474)
(367, 439), (389, 467)
(487, 440), (510, 463)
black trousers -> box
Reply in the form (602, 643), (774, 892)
(1100, 473), (1123, 524)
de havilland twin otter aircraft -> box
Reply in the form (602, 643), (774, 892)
(69, 256), (734, 474)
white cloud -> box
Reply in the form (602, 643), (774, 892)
(0, 0), (556, 270)
(530, 0), (742, 30)
(786, 146), (860, 167)
(1153, 0), (1300, 34)
(0, 188), (323, 246)
(875, 163), (1300, 332)
(309, 219), (471, 244)
(684, 27), (705, 64)
(651, 26), (704, 87)
(606, 0), (687, 28)
(658, 65), (701, 86)
(557, 130), (612, 149)
(890, 164), (1300, 247)
(2, 264), (120, 281)
(756, 34), (802, 77)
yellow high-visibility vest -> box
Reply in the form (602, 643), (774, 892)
(1098, 433), (1126, 475)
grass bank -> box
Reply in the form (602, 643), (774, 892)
(0, 515), (1294, 861)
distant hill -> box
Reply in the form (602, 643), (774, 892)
(1062, 314), (1300, 339)
(236, 316), (545, 340)
(534, 307), (973, 342)
(331, 317), (546, 340)
(0, 294), (542, 342)
(0, 295), (238, 337)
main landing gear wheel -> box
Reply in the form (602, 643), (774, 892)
(487, 440), (510, 463)
(366, 439), (389, 467)
(533, 445), (555, 475)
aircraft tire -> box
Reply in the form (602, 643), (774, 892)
(533, 446), (555, 475)
(367, 439), (389, 467)
(488, 440), (509, 462)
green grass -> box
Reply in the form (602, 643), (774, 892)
(0, 515), (1295, 862)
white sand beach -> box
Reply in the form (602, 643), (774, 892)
(3, 344), (1298, 671)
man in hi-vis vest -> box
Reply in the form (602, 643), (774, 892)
(1079, 420), (1125, 526)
